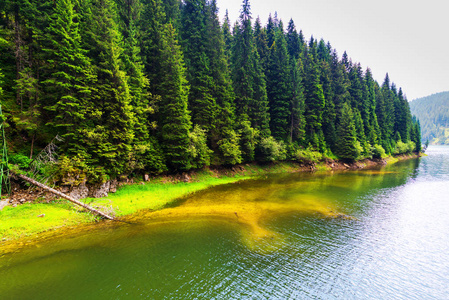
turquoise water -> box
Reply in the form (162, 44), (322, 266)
(1, 147), (448, 299)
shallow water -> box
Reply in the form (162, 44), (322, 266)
(1, 146), (449, 299)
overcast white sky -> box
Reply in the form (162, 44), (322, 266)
(216, 0), (449, 101)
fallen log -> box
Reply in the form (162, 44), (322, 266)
(12, 172), (114, 220)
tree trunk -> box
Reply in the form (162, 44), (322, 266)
(12, 172), (114, 220)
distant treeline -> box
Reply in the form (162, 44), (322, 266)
(410, 91), (449, 145)
(0, 0), (421, 183)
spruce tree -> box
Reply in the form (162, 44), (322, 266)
(222, 10), (233, 63)
(180, 0), (216, 131)
(231, 0), (270, 138)
(82, 0), (135, 177)
(286, 19), (301, 60)
(115, 0), (166, 173)
(364, 68), (380, 145)
(205, 0), (241, 164)
(254, 17), (269, 75)
(266, 24), (290, 141)
(158, 23), (192, 170)
(288, 56), (306, 144)
(41, 0), (95, 157)
(335, 102), (361, 160)
(303, 48), (325, 149)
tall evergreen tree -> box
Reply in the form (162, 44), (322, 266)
(364, 68), (381, 145)
(286, 19), (301, 60)
(254, 17), (269, 75)
(41, 0), (95, 157)
(82, 0), (135, 177)
(303, 48), (325, 149)
(335, 102), (361, 160)
(180, 0), (216, 131)
(266, 24), (290, 141)
(231, 0), (270, 137)
(222, 10), (233, 62)
(205, 0), (241, 164)
(158, 23), (192, 170)
(288, 55), (306, 144)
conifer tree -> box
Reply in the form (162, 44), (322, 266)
(266, 24), (290, 141)
(286, 19), (302, 60)
(379, 73), (395, 152)
(115, 0), (166, 173)
(82, 0), (135, 177)
(288, 56), (306, 144)
(139, 0), (166, 97)
(254, 17), (269, 75)
(231, 0), (270, 138)
(303, 48), (325, 149)
(205, 0), (241, 164)
(158, 23), (192, 170)
(222, 10), (233, 62)
(364, 68), (381, 145)
(180, 0), (216, 131)
(335, 102), (361, 160)
(41, 0), (95, 157)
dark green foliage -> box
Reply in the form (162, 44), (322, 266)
(303, 50), (325, 149)
(286, 19), (302, 60)
(82, 0), (136, 178)
(41, 0), (94, 154)
(180, 0), (216, 131)
(266, 25), (290, 141)
(288, 57), (306, 144)
(231, 0), (270, 138)
(335, 103), (362, 160)
(222, 10), (233, 62)
(0, 0), (419, 179)
(254, 17), (269, 74)
(157, 23), (192, 170)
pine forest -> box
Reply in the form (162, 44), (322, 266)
(0, 0), (421, 184)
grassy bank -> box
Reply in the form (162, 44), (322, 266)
(0, 157), (418, 242)
(1, 163), (304, 242)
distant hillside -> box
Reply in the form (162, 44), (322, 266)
(410, 91), (449, 145)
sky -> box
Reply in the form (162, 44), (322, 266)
(216, 0), (449, 101)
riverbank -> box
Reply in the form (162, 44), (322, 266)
(0, 154), (420, 244)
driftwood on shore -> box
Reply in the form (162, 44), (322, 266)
(12, 172), (114, 220)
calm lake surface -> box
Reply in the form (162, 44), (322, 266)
(1, 146), (449, 299)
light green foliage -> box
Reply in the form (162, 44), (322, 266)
(371, 144), (387, 159)
(295, 147), (323, 163)
(237, 117), (259, 162)
(217, 129), (242, 165)
(8, 153), (31, 169)
(188, 125), (213, 169)
(257, 136), (287, 162)
(393, 141), (416, 155)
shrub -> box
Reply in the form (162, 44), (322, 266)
(188, 125), (213, 169)
(257, 136), (287, 162)
(295, 148), (322, 163)
(371, 144), (387, 159)
(237, 119), (259, 162)
(393, 141), (416, 155)
(8, 153), (32, 169)
(217, 130), (242, 165)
